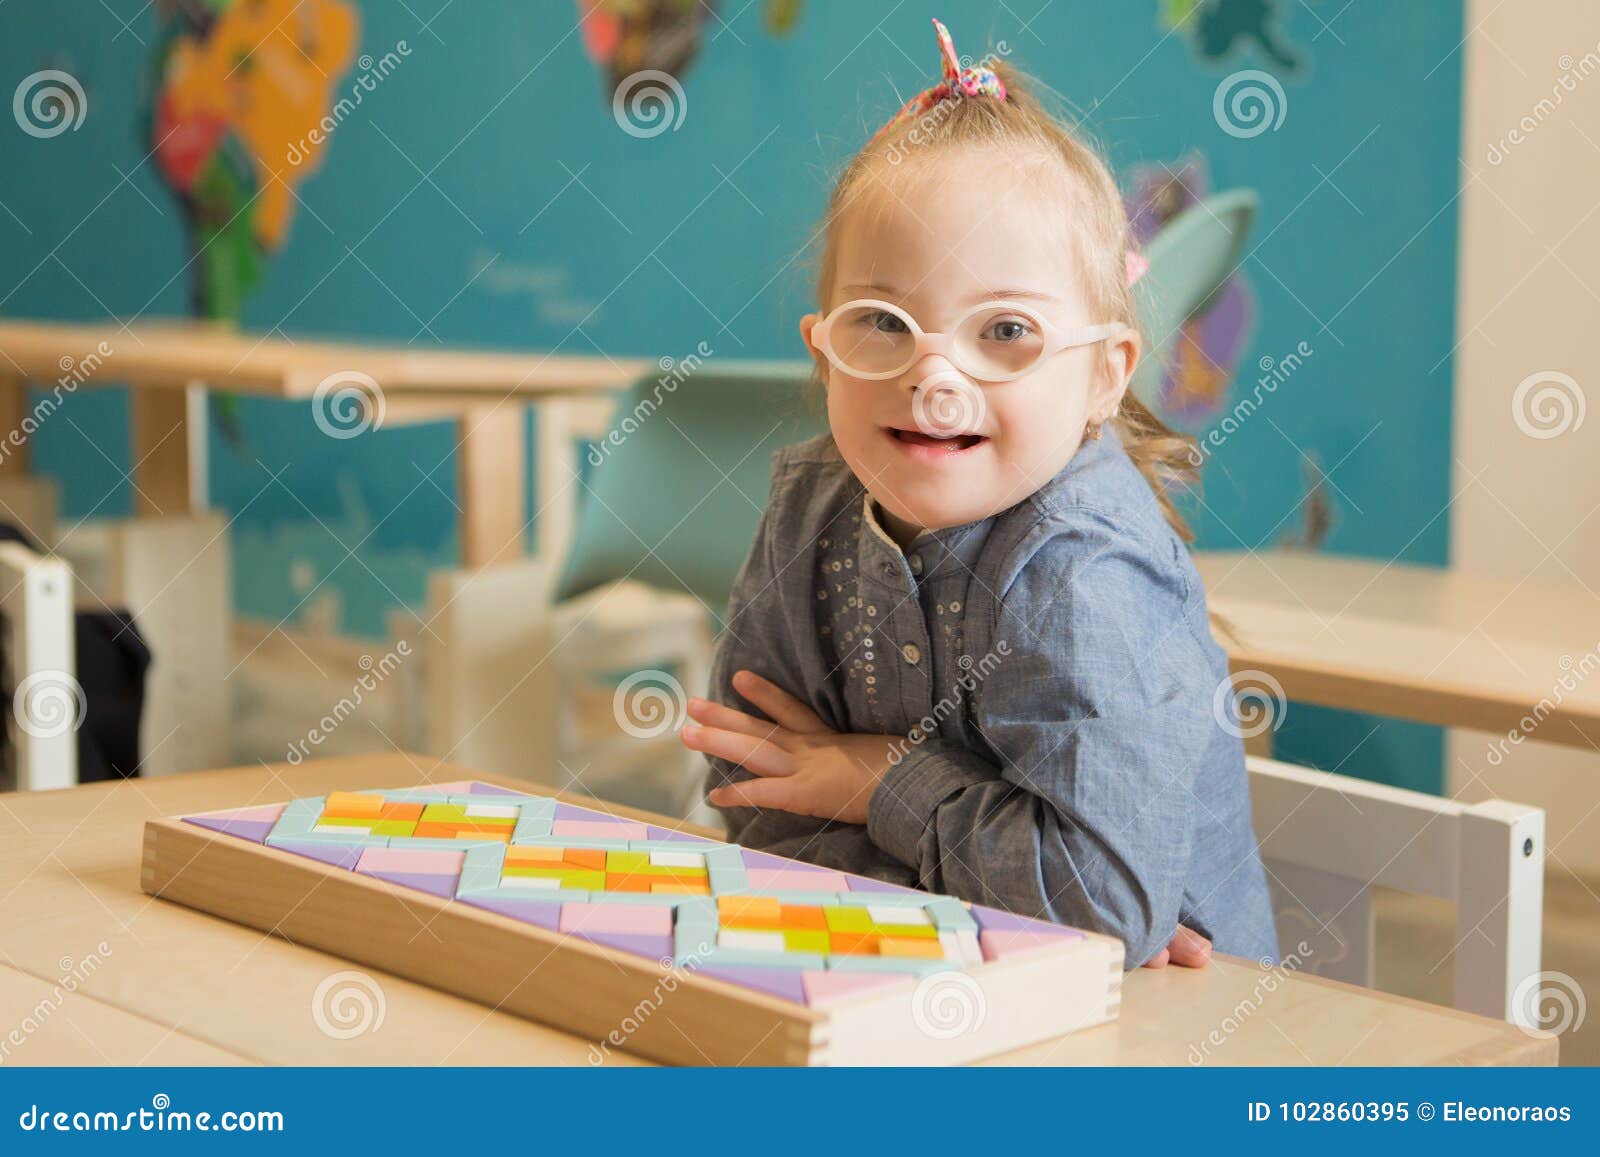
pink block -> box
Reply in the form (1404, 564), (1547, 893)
(552, 819), (648, 840)
(978, 928), (1075, 962)
(191, 803), (286, 825)
(800, 970), (915, 1008)
(745, 867), (848, 892)
(558, 902), (673, 937)
(355, 847), (466, 876)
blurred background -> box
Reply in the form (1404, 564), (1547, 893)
(1, 0), (1596, 1060)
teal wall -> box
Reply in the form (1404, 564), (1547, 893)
(1, 1), (1463, 790)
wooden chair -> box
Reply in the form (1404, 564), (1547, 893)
(1248, 755), (1544, 1025)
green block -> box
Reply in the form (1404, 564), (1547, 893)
(823, 906), (874, 933)
(825, 956), (954, 978)
(605, 851), (651, 874)
(421, 804), (469, 822)
(875, 923), (938, 939)
(369, 820), (419, 837)
(782, 929), (830, 954)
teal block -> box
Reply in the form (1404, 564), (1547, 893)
(580, 893), (683, 907)
(674, 924), (718, 964)
(672, 898), (718, 929)
(266, 831), (388, 848)
(387, 837), (502, 851)
(699, 947), (827, 971)
(466, 886), (595, 904)
(725, 889), (852, 905)
(924, 897), (977, 931)
(826, 956), (955, 978)
(701, 846), (747, 872)
(511, 817), (555, 841)
(838, 892), (939, 909)
(707, 869), (749, 893)
(455, 844), (508, 896)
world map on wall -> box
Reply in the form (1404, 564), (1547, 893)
(147, 0), (361, 323)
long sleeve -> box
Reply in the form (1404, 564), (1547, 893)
(864, 508), (1221, 966)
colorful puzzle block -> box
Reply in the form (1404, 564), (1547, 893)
(176, 782), (1094, 1013)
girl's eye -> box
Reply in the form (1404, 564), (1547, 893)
(983, 317), (1034, 343)
(864, 310), (910, 334)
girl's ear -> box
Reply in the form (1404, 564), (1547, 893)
(1093, 327), (1142, 421)
(799, 312), (829, 378)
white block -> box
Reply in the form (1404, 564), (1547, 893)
(869, 904), (931, 926)
(465, 804), (519, 819)
(500, 876), (562, 890)
(649, 851), (706, 868)
(718, 930), (785, 953)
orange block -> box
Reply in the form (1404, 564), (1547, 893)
(412, 822), (510, 842)
(651, 880), (710, 895)
(878, 937), (943, 959)
(505, 845), (564, 864)
(606, 875), (652, 893)
(379, 802), (424, 821)
(778, 905), (827, 930)
(718, 895), (782, 926)
(324, 791), (385, 818)
(828, 932), (881, 956)
(562, 848), (607, 871)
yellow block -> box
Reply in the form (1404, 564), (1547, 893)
(324, 791), (385, 818)
(717, 895), (782, 924)
(505, 845), (565, 864)
(877, 937), (944, 959)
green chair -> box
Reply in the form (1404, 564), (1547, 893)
(554, 361), (825, 613)
(1130, 188), (1258, 406)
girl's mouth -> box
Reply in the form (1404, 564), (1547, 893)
(886, 427), (988, 454)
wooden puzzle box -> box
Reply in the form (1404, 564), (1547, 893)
(141, 780), (1123, 1065)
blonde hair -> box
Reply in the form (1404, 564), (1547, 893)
(814, 61), (1201, 541)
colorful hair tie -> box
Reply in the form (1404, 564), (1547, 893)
(875, 19), (1007, 140)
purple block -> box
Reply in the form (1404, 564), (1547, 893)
(645, 824), (718, 844)
(971, 904), (1079, 937)
(184, 816), (276, 844)
(696, 964), (808, 1004)
(459, 895), (563, 930)
(271, 841), (366, 870)
(738, 848), (803, 871)
(571, 931), (674, 962)
(363, 870), (458, 899)
(468, 782), (530, 797)
(554, 801), (630, 823)
(843, 873), (917, 894)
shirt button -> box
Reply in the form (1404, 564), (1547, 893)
(901, 643), (921, 664)
(908, 553), (923, 575)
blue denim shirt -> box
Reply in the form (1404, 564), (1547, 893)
(704, 430), (1278, 967)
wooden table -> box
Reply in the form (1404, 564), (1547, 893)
(0, 318), (653, 567)
(0, 754), (1555, 1065)
(1196, 549), (1600, 749)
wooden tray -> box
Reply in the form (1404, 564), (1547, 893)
(140, 780), (1122, 1065)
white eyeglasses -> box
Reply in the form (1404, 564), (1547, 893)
(810, 298), (1124, 383)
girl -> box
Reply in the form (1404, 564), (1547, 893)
(679, 19), (1277, 969)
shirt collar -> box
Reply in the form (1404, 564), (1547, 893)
(858, 494), (994, 584)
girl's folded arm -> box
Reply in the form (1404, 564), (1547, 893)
(865, 517), (1212, 967)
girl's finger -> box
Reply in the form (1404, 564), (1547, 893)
(707, 777), (803, 813)
(1141, 947), (1171, 969)
(680, 724), (794, 777)
(685, 697), (791, 743)
(733, 671), (829, 734)
(1167, 925), (1213, 968)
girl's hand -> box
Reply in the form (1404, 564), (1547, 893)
(1142, 925), (1213, 969)
(681, 670), (900, 825)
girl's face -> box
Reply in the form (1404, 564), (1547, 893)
(802, 157), (1139, 534)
